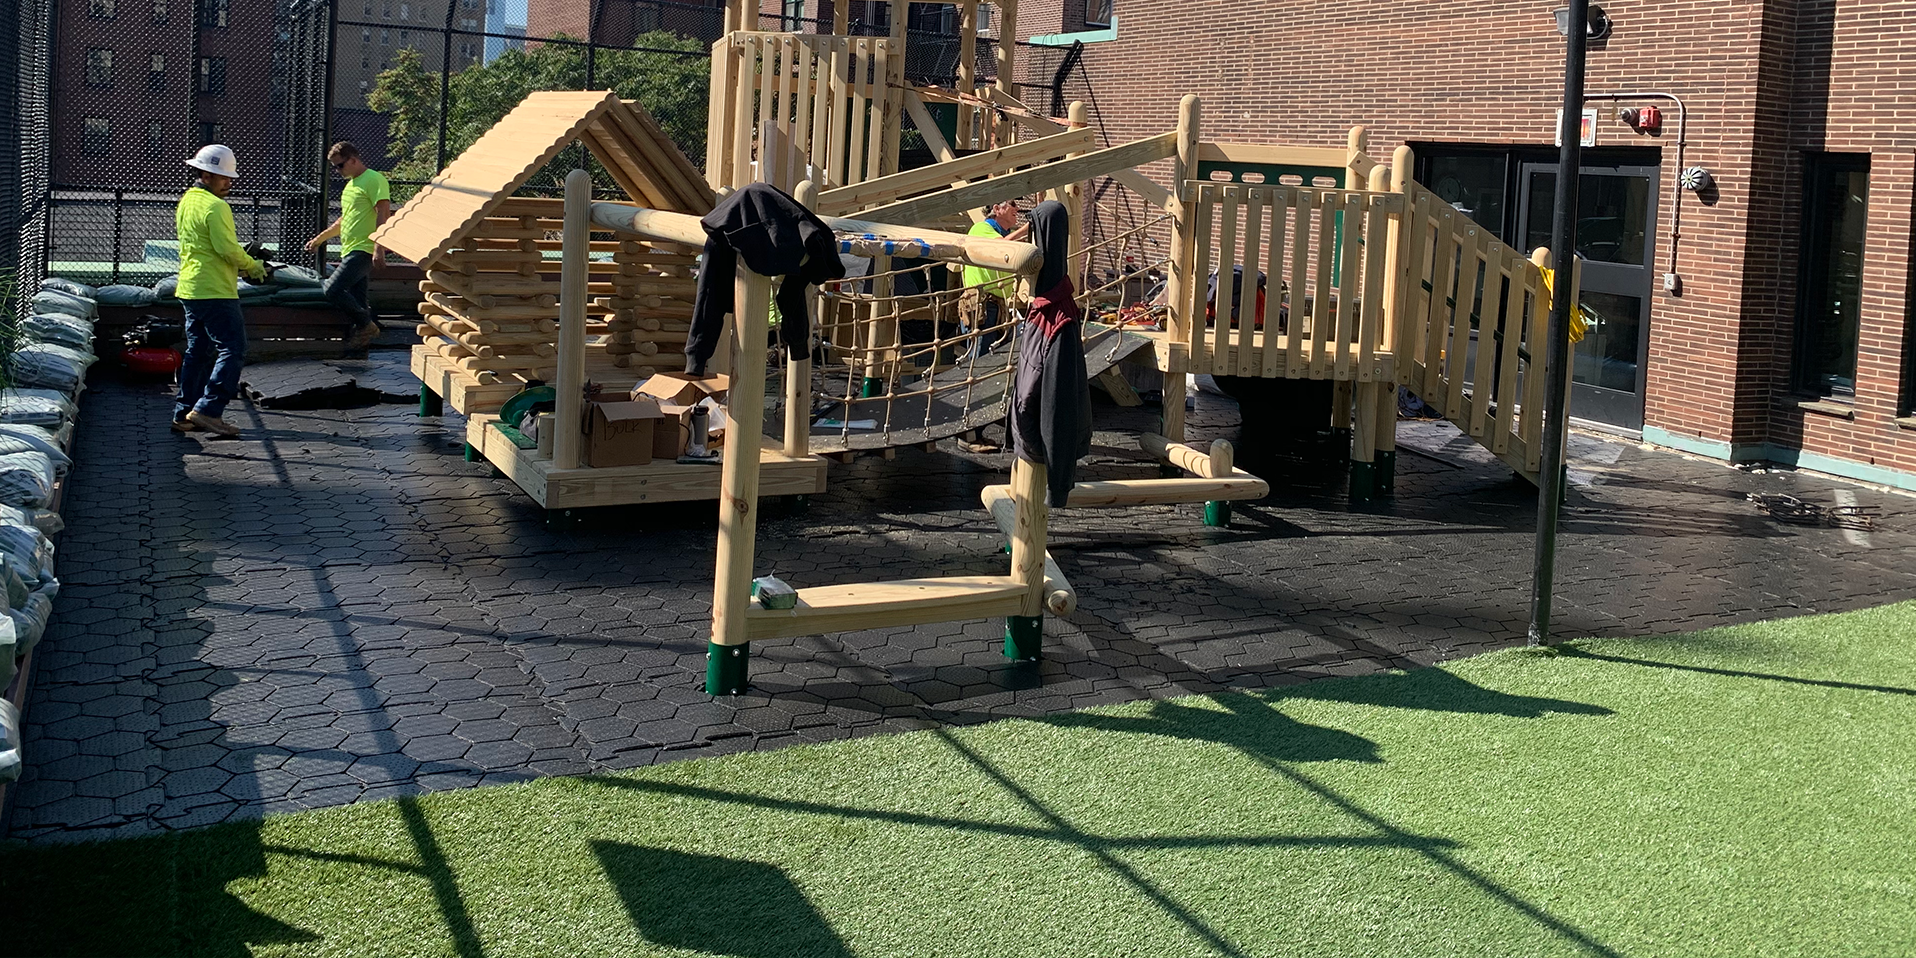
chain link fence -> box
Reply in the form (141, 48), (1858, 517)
(17, 2), (1040, 287)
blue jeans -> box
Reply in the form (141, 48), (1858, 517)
(175, 298), (246, 420)
(323, 250), (374, 326)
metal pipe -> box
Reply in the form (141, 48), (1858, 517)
(318, 0), (340, 274)
(1580, 91), (1689, 286)
(1529, 0), (1590, 648)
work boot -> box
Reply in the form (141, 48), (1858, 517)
(345, 319), (382, 351)
(170, 417), (204, 433)
(184, 410), (241, 437)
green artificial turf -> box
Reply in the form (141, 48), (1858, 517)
(5, 602), (1914, 958)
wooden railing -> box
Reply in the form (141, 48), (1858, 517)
(706, 32), (902, 191)
(1173, 181), (1402, 382)
(1396, 181), (1563, 480)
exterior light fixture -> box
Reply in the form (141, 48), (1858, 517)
(1554, 5), (1612, 40)
(1679, 166), (1713, 192)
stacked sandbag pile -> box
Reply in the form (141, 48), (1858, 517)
(0, 277), (97, 784)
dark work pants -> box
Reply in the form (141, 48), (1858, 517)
(175, 298), (246, 420)
(323, 250), (375, 326)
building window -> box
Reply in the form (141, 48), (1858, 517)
(198, 120), (222, 145)
(199, 0), (227, 28)
(380, 29), (389, 45)
(399, 30), (410, 46)
(147, 120), (163, 151)
(84, 117), (110, 154)
(783, 0), (805, 29)
(399, 2), (409, 20)
(151, 0), (166, 22)
(1795, 153), (1871, 398)
(1084, 0), (1113, 28)
(86, 48), (114, 87)
(148, 53), (165, 91)
(89, 0), (116, 17)
(198, 56), (226, 95)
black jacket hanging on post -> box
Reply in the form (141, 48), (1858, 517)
(1010, 200), (1093, 508)
(685, 183), (845, 375)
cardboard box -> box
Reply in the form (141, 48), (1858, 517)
(632, 372), (729, 407)
(581, 399), (666, 467)
(653, 402), (695, 459)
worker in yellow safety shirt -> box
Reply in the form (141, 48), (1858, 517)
(172, 144), (266, 438)
(955, 198), (1032, 453)
(306, 141), (392, 343)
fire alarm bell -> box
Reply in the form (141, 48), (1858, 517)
(1636, 106), (1662, 133)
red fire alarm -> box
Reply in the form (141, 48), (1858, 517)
(1621, 105), (1662, 134)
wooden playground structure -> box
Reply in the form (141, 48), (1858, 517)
(374, 0), (1574, 692)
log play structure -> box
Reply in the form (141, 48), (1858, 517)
(373, 0), (1574, 692)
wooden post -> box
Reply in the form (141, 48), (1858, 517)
(1344, 125), (1369, 191)
(1005, 455), (1048, 659)
(833, 0), (849, 34)
(787, 180), (820, 459)
(1064, 100), (1088, 290)
(1161, 94), (1201, 443)
(552, 169), (591, 472)
(994, 0), (1019, 102)
(1375, 146), (1413, 498)
(709, 260), (774, 694)
(882, 1), (908, 175)
(957, 0), (978, 149)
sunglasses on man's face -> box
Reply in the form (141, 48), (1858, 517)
(330, 162), (347, 172)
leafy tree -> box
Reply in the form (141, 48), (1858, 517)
(367, 33), (711, 202)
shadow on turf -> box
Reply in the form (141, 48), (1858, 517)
(594, 844), (854, 958)
(1558, 646), (1916, 697)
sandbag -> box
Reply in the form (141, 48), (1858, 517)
(8, 588), (52, 658)
(0, 691), (19, 785)
(153, 274), (180, 298)
(0, 521), (52, 589)
(21, 313), (95, 350)
(268, 264), (323, 288)
(237, 279), (278, 299)
(93, 284), (159, 307)
(0, 619), (16, 696)
(9, 344), (94, 393)
(0, 454), (55, 509)
(31, 289), (96, 320)
(0, 431), (70, 478)
(0, 503), (64, 538)
(0, 390), (77, 427)
(40, 277), (97, 298)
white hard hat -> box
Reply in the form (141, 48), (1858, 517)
(185, 144), (239, 180)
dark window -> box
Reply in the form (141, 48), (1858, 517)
(86, 48), (114, 87)
(1795, 153), (1871, 398)
(89, 0), (116, 17)
(84, 117), (110, 154)
(1425, 153), (1510, 236)
(198, 120), (222, 145)
(199, 0), (227, 28)
(148, 53), (165, 90)
(151, 0), (166, 22)
(1084, 0), (1113, 28)
(783, 0), (804, 30)
(198, 56), (225, 95)
(147, 120), (163, 151)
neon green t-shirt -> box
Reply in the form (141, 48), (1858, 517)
(961, 217), (1016, 300)
(339, 168), (391, 256)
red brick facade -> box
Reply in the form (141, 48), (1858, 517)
(1008, 0), (1916, 487)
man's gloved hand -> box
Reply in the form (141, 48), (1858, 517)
(243, 241), (269, 261)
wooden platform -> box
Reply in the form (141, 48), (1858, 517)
(465, 413), (828, 509)
(413, 343), (677, 415)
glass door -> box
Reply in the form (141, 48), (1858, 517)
(1518, 163), (1659, 430)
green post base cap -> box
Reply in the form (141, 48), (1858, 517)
(1349, 461), (1376, 502)
(463, 441), (481, 463)
(1003, 615), (1042, 661)
(419, 384), (443, 417)
(1376, 450), (1396, 497)
(707, 642), (750, 695)
(860, 377), (884, 399)
(1203, 500), (1232, 527)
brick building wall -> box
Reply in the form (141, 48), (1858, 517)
(1010, 0), (1916, 488)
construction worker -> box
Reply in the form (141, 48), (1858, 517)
(961, 198), (1032, 358)
(305, 141), (391, 343)
(173, 144), (266, 438)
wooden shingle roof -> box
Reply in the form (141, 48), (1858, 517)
(374, 90), (715, 266)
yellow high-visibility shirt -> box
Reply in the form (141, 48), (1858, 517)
(961, 218), (1016, 300)
(339, 168), (391, 256)
(175, 186), (263, 300)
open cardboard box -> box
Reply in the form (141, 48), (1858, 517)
(581, 398), (668, 467)
(632, 372), (729, 407)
